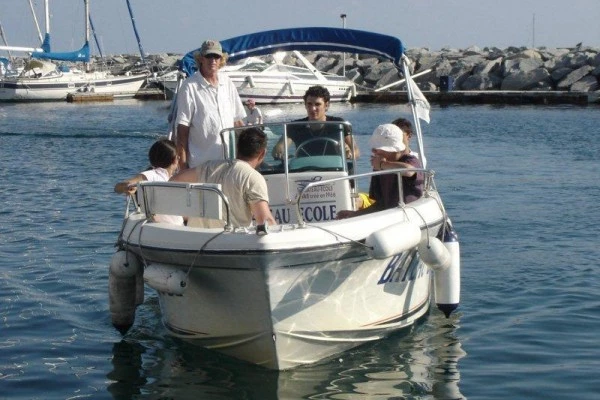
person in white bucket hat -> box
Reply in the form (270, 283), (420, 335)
(336, 123), (423, 219)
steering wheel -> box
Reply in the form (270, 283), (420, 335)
(295, 137), (341, 157)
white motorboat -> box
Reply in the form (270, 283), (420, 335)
(220, 51), (356, 104)
(0, 0), (147, 101)
(157, 53), (355, 104)
(109, 27), (460, 370)
(162, 30), (357, 104)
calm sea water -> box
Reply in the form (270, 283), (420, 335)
(1, 99), (599, 399)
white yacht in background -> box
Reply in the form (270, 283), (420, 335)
(159, 32), (356, 104)
(219, 50), (356, 104)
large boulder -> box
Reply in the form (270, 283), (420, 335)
(569, 75), (599, 92)
(461, 74), (503, 90)
(375, 68), (403, 90)
(345, 68), (364, 85)
(451, 70), (472, 90)
(502, 57), (544, 77)
(556, 65), (594, 89)
(546, 52), (592, 71)
(551, 67), (574, 82)
(539, 48), (570, 61)
(414, 51), (444, 72)
(356, 57), (380, 69)
(501, 68), (551, 90)
(473, 57), (503, 75)
(484, 46), (506, 59)
(363, 61), (395, 85)
(434, 59), (454, 77)
(314, 55), (339, 73)
(505, 49), (543, 61)
(463, 45), (484, 56)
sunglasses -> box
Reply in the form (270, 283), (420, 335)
(204, 54), (222, 59)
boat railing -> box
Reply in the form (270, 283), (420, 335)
(137, 181), (232, 230)
(295, 167), (434, 227)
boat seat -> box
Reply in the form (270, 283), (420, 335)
(138, 182), (226, 226)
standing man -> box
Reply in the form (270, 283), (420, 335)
(175, 40), (246, 169)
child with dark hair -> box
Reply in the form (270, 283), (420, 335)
(114, 138), (183, 225)
(114, 138), (178, 195)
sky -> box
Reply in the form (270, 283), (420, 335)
(1, 0), (599, 56)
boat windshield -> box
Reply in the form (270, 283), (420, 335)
(221, 121), (354, 175)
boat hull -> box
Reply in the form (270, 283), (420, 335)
(156, 250), (431, 369)
(158, 73), (355, 104)
(119, 195), (445, 370)
(0, 72), (147, 101)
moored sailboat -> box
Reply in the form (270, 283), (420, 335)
(0, 0), (147, 102)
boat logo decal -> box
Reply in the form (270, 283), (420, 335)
(295, 176), (323, 193)
(378, 252), (427, 285)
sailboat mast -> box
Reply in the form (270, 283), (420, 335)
(0, 17), (15, 62)
(84, 0), (90, 72)
(44, 0), (50, 37)
(125, 0), (147, 64)
(28, 0), (44, 44)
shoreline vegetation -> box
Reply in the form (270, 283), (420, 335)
(6, 44), (600, 104)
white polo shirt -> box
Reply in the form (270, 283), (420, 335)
(176, 71), (246, 167)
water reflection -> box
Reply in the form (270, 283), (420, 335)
(106, 310), (465, 399)
(107, 340), (147, 399)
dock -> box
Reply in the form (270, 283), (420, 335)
(66, 93), (114, 103)
(353, 90), (600, 105)
(65, 88), (169, 103)
(65, 88), (599, 105)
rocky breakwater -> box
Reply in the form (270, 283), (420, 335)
(105, 46), (600, 91)
(290, 45), (600, 103)
(89, 46), (600, 103)
(405, 45), (600, 92)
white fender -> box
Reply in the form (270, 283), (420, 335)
(109, 250), (141, 332)
(418, 236), (451, 271)
(434, 226), (461, 317)
(365, 222), (422, 259)
(143, 263), (188, 296)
